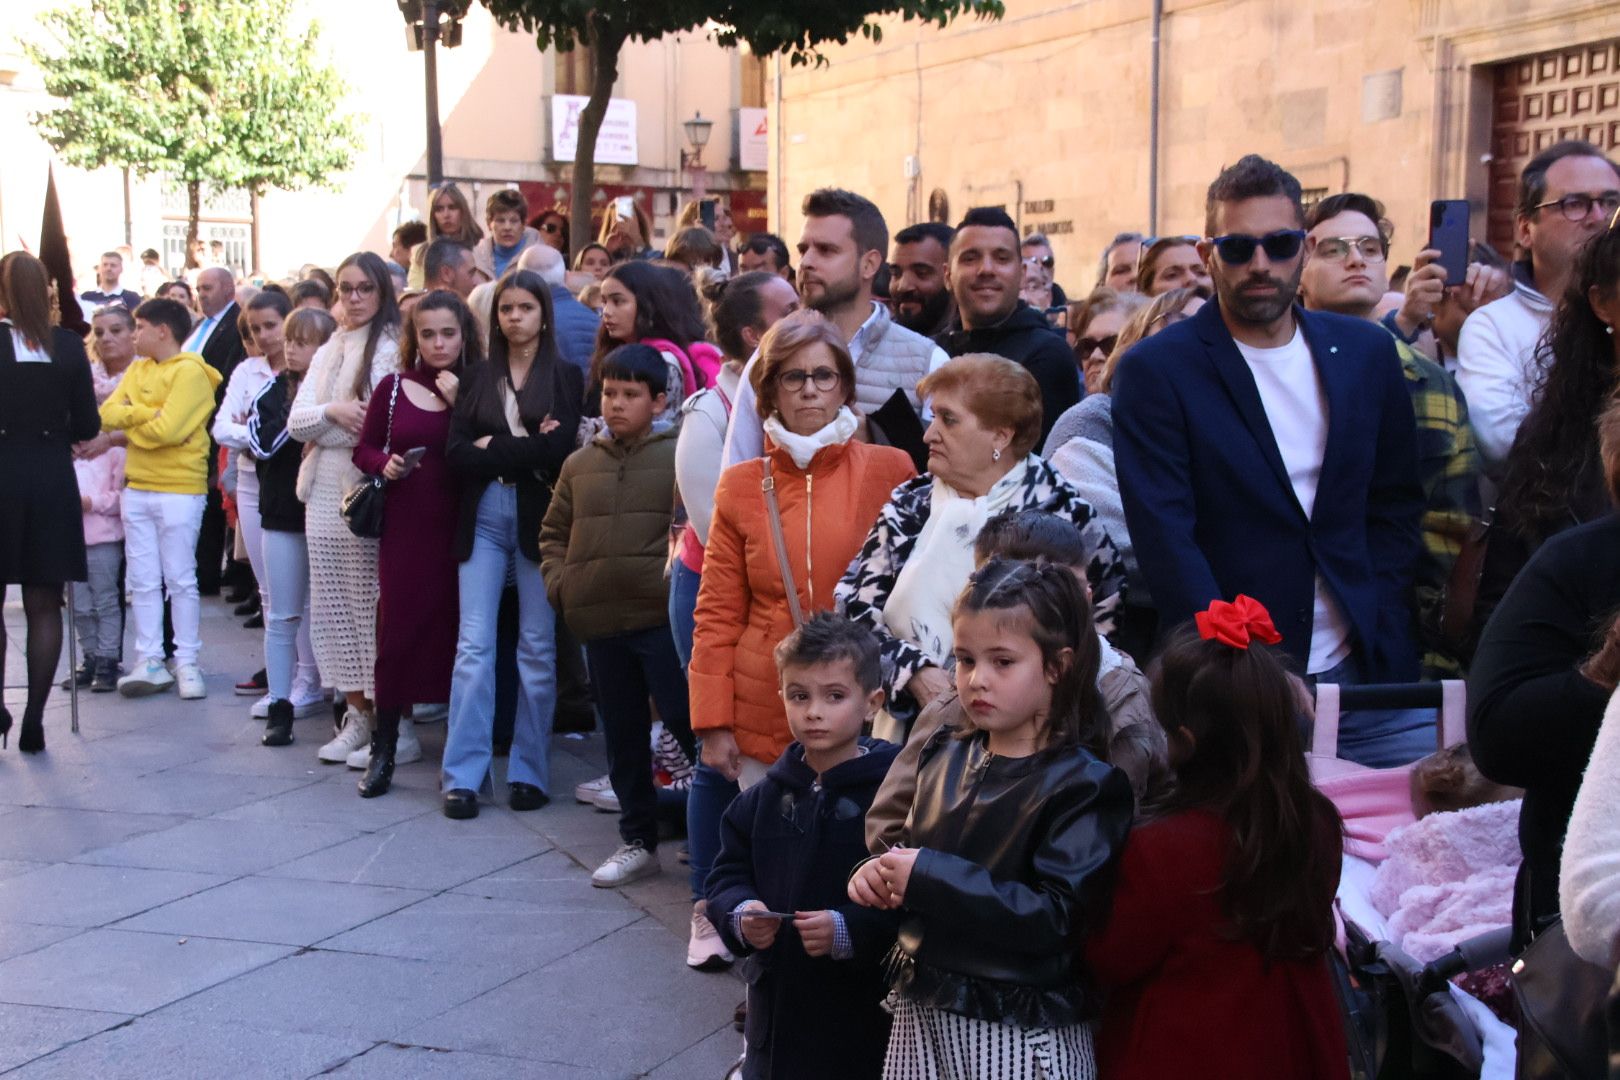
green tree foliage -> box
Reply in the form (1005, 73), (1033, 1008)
(478, 0), (1005, 257)
(25, 0), (362, 265)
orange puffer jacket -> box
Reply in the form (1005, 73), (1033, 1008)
(689, 437), (915, 764)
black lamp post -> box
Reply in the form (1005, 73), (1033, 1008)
(399, 0), (471, 186)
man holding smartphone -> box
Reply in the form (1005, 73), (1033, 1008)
(1456, 140), (1620, 475)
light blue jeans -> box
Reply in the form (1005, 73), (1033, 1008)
(442, 484), (557, 796)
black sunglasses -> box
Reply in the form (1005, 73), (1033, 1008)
(1210, 230), (1306, 265)
(1075, 333), (1118, 357)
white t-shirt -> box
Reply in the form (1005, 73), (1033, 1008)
(1237, 327), (1351, 674)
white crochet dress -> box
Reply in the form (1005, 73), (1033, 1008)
(287, 325), (399, 696)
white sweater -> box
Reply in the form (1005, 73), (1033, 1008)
(1560, 688), (1620, 967)
(1454, 278), (1554, 476)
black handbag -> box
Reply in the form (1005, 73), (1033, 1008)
(339, 374), (397, 539)
(1511, 914), (1614, 1078)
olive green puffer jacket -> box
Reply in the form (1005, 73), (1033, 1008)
(539, 426), (679, 642)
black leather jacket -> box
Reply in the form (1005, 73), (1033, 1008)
(888, 728), (1133, 1029)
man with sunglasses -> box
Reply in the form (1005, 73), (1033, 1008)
(1300, 193), (1482, 678)
(1021, 231), (1068, 306)
(1113, 155), (1428, 765)
(938, 207), (1080, 445)
(1458, 140), (1620, 474)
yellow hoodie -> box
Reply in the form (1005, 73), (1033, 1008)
(99, 351), (223, 494)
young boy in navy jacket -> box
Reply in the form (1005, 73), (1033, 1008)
(707, 613), (900, 1080)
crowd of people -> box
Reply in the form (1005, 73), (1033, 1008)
(4, 140), (1620, 1078)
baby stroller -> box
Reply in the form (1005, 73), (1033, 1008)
(1312, 681), (1519, 1080)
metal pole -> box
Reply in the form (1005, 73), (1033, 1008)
(1148, 0), (1163, 237)
(66, 587), (79, 734)
(692, 163), (707, 202)
(423, 0), (444, 186)
(122, 167), (133, 247)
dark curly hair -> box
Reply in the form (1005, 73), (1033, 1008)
(1497, 226), (1620, 545)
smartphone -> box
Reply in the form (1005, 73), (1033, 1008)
(614, 195), (634, 222)
(399, 446), (427, 470)
(699, 198), (717, 231)
(1428, 199), (1471, 287)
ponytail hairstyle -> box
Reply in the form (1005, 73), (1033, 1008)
(705, 270), (780, 363)
(335, 251), (401, 401)
(401, 289), (483, 377)
(1150, 623), (1343, 961)
(459, 269), (560, 431)
(952, 557), (1107, 758)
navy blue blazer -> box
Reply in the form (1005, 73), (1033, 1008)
(1111, 299), (1423, 679)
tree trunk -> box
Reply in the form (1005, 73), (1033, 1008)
(568, 20), (623, 262)
(185, 180), (202, 269)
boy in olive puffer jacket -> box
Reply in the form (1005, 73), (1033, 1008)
(540, 343), (694, 889)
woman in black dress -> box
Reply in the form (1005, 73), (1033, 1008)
(0, 252), (102, 752)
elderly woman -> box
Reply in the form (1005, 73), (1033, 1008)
(1045, 286), (1209, 659)
(838, 353), (1125, 727)
(1066, 287), (1148, 396)
(688, 310), (914, 956)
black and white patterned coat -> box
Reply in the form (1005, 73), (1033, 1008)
(834, 456), (1126, 720)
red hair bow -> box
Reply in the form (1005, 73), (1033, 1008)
(1195, 595), (1283, 650)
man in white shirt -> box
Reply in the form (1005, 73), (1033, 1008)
(1112, 154), (1426, 766)
(722, 188), (947, 467)
(1457, 140), (1620, 475)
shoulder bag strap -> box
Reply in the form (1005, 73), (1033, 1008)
(382, 373), (400, 456)
(761, 458), (804, 629)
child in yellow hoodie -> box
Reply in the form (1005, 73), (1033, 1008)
(99, 297), (223, 700)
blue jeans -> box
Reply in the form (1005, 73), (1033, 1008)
(442, 484), (557, 796)
(669, 561), (740, 899)
(1312, 652), (1436, 768)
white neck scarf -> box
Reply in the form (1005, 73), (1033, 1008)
(762, 406), (858, 469)
(882, 455), (1034, 669)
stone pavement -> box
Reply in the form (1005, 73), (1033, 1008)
(0, 594), (742, 1078)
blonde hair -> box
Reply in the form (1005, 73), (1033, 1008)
(1100, 285), (1209, 393)
(283, 306), (338, 349)
(917, 354), (1043, 458)
(751, 309), (858, 420)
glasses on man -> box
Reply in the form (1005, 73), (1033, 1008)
(1532, 191), (1620, 223)
(337, 281), (377, 298)
(1210, 229), (1307, 265)
(1025, 255), (1055, 270)
(778, 367), (840, 392)
(1309, 236), (1387, 262)
(1074, 333), (1118, 357)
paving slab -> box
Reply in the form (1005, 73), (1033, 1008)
(0, 928), (291, 1013)
(0, 1003), (131, 1074)
(1, 1016), (369, 1080)
(0, 807), (186, 863)
(450, 849), (646, 912)
(210, 774), (442, 830)
(0, 920), (82, 965)
(646, 1024), (745, 1079)
(399, 924), (736, 1072)
(262, 808), (547, 892)
(0, 863), (228, 928)
(115, 876), (431, 947)
(321, 1042), (600, 1079)
(156, 948), (516, 1043)
(72, 816), (365, 876)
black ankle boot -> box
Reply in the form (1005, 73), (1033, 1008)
(262, 699), (294, 747)
(0, 706), (11, 749)
(17, 714), (43, 754)
(358, 733), (397, 798)
(90, 657), (118, 694)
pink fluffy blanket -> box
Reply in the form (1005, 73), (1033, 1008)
(1368, 800), (1522, 964)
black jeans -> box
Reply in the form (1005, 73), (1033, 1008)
(584, 626), (694, 850)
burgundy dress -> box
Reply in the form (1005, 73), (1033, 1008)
(353, 371), (459, 711)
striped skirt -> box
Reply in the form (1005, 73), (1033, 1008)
(881, 994), (1097, 1080)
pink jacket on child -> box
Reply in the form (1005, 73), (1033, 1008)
(74, 448), (125, 546)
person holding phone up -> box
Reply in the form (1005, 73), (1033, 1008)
(350, 291), (479, 797)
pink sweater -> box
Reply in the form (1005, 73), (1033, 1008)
(74, 448), (125, 546)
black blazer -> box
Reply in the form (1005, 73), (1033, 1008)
(197, 301), (245, 401)
(1112, 299), (1424, 678)
(446, 360), (584, 563)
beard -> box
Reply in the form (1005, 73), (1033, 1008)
(893, 288), (952, 333)
(803, 270), (862, 316)
(1216, 260), (1304, 327)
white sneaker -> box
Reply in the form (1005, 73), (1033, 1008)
(318, 709), (371, 764)
(574, 774), (612, 804)
(592, 787), (622, 814)
(118, 658), (175, 697)
(346, 724), (422, 769)
(252, 693), (328, 720)
(174, 664), (207, 700)
(686, 901), (735, 970)
(591, 841), (659, 888)
(250, 693), (272, 719)
(411, 703), (448, 724)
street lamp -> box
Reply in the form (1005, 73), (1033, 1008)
(680, 111), (715, 201)
(399, 0), (472, 186)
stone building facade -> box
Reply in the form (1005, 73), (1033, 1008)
(768, 0), (1620, 290)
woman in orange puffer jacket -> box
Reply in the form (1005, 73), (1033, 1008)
(690, 310), (914, 782)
